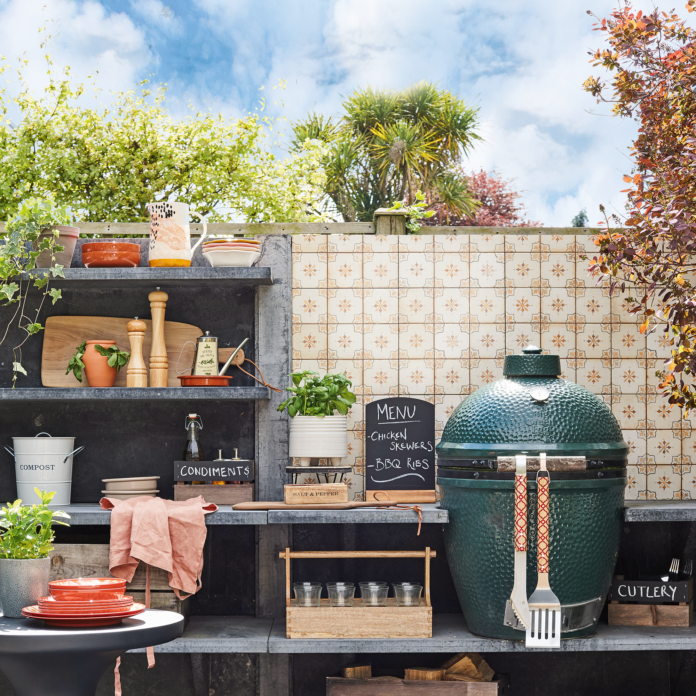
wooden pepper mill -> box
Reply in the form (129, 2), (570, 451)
(148, 288), (169, 387)
(126, 317), (148, 387)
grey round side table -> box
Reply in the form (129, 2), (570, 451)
(0, 609), (183, 696)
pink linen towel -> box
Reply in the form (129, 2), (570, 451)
(100, 495), (217, 598)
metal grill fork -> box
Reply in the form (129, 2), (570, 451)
(526, 453), (561, 648)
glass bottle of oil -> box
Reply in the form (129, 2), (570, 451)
(184, 414), (204, 484)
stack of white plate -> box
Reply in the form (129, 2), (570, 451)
(102, 476), (160, 500)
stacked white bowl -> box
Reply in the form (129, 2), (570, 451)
(102, 476), (160, 500)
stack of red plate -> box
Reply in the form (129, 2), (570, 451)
(22, 578), (145, 627)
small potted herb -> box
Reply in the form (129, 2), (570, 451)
(0, 490), (70, 617)
(278, 371), (356, 466)
(66, 341), (130, 387)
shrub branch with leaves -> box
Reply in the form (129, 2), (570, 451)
(277, 371), (356, 417)
(0, 489), (70, 559)
(583, 2), (696, 413)
(1, 198), (68, 385)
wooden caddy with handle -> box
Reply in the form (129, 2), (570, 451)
(279, 548), (435, 639)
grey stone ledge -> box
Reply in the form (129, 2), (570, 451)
(267, 503), (448, 525)
(624, 501), (696, 522)
(130, 616), (273, 654)
(269, 614), (696, 654)
(0, 387), (270, 401)
(43, 504), (268, 526)
(34, 266), (273, 289)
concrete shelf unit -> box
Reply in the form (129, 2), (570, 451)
(132, 614), (696, 654)
(34, 266), (274, 289)
(49, 504), (448, 526)
(624, 501), (696, 522)
(0, 387), (271, 401)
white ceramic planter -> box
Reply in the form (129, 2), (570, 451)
(288, 415), (348, 467)
(0, 557), (50, 617)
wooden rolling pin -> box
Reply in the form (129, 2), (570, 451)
(233, 501), (398, 511)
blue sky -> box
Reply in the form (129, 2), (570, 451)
(0, 0), (666, 225)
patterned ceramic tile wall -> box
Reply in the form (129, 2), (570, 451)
(291, 232), (688, 501)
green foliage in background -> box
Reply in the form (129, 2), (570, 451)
(0, 49), (328, 223)
(291, 82), (481, 222)
(571, 209), (589, 227)
(387, 190), (435, 233)
(0, 489), (70, 559)
(278, 371), (357, 417)
(2, 197), (67, 385)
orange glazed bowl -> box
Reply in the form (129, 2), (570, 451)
(82, 251), (141, 268)
(82, 243), (141, 253)
(49, 577), (127, 601)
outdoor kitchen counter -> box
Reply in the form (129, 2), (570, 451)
(48, 503), (448, 525)
(624, 501), (696, 522)
(137, 614), (696, 654)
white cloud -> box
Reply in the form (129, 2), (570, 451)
(0, 0), (684, 226)
(129, 0), (183, 37)
(0, 0), (153, 109)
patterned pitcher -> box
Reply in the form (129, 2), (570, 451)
(147, 202), (208, 267)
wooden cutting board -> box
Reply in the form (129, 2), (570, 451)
(42, 317), (245, 388)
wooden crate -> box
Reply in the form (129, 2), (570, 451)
(280, 548), (436, 639)
(49, 543), (190, 625)
(173, 482), (253, 505)
(608, 600), (693, 627)
(284, 483), (348, 505)
(326, 676), (509, 695)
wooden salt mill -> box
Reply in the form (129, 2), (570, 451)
(126, 317), (148, 387)
(148, 288), (169, 387)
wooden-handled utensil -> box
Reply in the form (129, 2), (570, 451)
(232, 501), (399, 510)
(526, 452), (561, 648)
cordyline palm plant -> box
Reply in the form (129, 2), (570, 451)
(291, 82), (481, 222)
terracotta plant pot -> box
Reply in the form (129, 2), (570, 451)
(82, 341), (117, 387)
(34, 226), (80, 269)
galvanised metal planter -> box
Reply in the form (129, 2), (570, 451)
(436, 346), (628, 640)
(0, 558), (50, 618)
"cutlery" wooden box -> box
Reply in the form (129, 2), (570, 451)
(280, 548), (435, 639)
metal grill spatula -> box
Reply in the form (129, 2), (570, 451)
(526, 453), (561, 648)
(509, 454), (531, 629)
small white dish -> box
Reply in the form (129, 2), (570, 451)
(203, 249), (261, 268)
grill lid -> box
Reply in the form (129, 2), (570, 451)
(503, 345), (560, 377)
(437, 346), (628, 461)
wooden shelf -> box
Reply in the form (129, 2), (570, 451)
(129, 614), (696, 654)
(32, 266), (273, 289)
(0, 387), (270, 401)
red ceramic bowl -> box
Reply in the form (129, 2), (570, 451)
(49, 577), (126, 601)
(82, 243), (141, 253)
(82, 251), (141, 268)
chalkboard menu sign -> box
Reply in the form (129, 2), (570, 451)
(174, 460), (254, 482)
(365, 397), (435, 492)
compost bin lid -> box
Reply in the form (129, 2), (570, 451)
(436, 346), (628, 461)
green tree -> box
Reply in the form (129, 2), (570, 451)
(0, 54), (327, 223)
(291, 82), (481, 222)
(571, 209), (589, 227)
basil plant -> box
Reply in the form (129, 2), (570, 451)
(278, 371), (356, 417)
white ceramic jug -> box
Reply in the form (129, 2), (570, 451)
(147, 202), (208, 267)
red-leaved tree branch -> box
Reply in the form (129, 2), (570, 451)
(584, 1), (696, 413)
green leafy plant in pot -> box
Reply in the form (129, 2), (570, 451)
(66, 341), (130, 387)
(278, 371), (356, 467)
(0, 489), (70, 617)
(1, 198), (70, 385)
